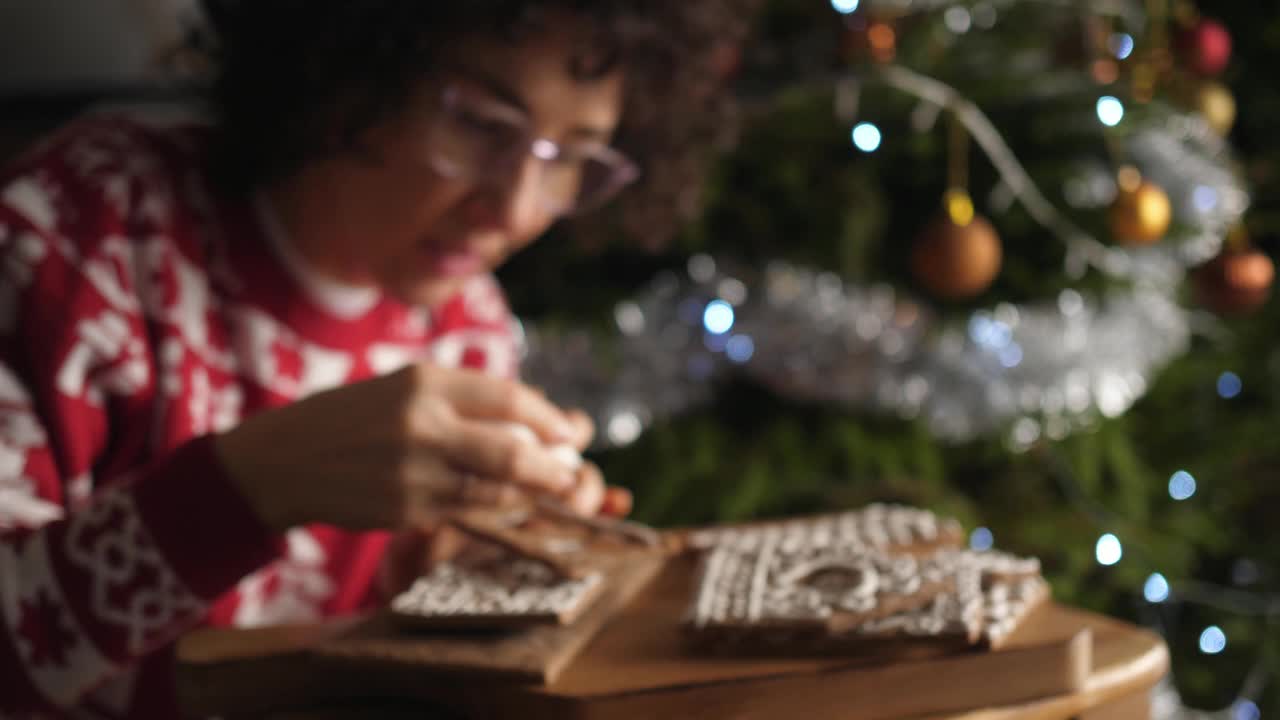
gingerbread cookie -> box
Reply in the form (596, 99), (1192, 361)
(933, 548), (1042, 586)
(685, 537), (1048, 656)
(845, 550), (1045, 650)
(391, 549), (605, 629)
(982, 575), (1051, 648)
(686, 504), (965, 555)
(850, 564), (986, 648)
(685, 539), (958, 649)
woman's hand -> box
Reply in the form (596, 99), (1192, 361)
(213, 362), (607, 532)
(376, 464), (634, 598)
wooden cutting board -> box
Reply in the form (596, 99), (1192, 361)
(454, 552), (1094, 720)
(176, 550), (665, 717)
(177, 551), (1170, 720)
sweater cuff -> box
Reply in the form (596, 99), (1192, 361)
(131, 435), (279, 599)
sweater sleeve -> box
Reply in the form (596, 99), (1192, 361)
(0, 124), (277, 713)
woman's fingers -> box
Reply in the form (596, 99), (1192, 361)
(433, 418), (578, 496)
(454, 475), (527, 509)
(600, 486), (633, 517)
(564, 408), (595, 451)
(565, 462), (606, 517)
(422, 365), (576, 444)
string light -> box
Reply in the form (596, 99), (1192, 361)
(943, 7), (972, 34)
(615, 302), (645, 335)
(831, 0), (859, 14)
(1109, 33), (1135, 60)
(1232, 700), (1261, 720)
(999, 343), (1023, 368)
(1096, 96), (1125, 126)
(1217, 371), (1243, 399)
(704, 332), (730, 353)
(852, 122), (882, 152)
(688, 254), (717, 283)
(968, 315), (1012, 348)
(1199, 626), (1228, 655)
(971, 2), (997, 29)
(1168, 470), (1197, 501)
(725, 335), (755, 364)
(1144, 573), (1171, 603)
(1095, 533), (1123, 566)
(702, 300), (735, 335)
(605, 411), (643, 447)
(1193, 185), (1220, 212)
(970, 527), (994, 551)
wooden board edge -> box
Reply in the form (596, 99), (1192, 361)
(519, 628), (1090, 720)
(913, 625), (1170, 720)
(541, 551), (669, 683)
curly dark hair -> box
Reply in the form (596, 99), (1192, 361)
(200, 0), (759, 249)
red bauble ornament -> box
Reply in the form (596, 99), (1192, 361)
(710, 43), (743, 82)
(1177, 18), (1232, 77)
(1193, 247), (1275, 315)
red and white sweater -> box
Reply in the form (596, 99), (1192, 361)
(0, 110), (519, 717)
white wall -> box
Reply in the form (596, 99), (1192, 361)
(0, 0), (202, 94)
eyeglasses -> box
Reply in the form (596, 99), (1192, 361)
(419, 82), (640, 217)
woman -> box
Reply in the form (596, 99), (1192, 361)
(0, 1), (749, 715)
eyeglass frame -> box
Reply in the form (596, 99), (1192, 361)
(414, 79), (641, 218)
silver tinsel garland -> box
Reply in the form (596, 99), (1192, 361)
(521, 254), (1188, 448)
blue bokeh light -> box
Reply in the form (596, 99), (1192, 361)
(999, 343), (1024, 368)
(1143, 573), (1170, 603)
(1232, 700), (1261, 720)
(1109, 33), (1135, 60)
(1193, 185), (1219, 213)
(726, 335), (756, 364)
(969, 316), (1013, 349)
(852, 122), (883, 152)
(831, 0), (860, 14)
(703, 300), (735, 335)
(1096, 533), (1123, 566)
(1199, 626), (1227, 655)
(1218, 371), (1243, 399)
(1168, 470), (1197, 501)
(1097, 96), (1125, 127)
(970, 527), (994, 551)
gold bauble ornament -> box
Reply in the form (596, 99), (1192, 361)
(1194, 81), (1237, 136)
(911, 192), (1002, 300)
(1109, 170), (1172, 245)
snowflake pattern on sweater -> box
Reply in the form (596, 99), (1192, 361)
(0, 109), (519, 717)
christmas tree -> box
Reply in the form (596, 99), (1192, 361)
(501, 0), (1280, 714)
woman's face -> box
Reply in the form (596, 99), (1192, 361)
(274, 22), (627, 308)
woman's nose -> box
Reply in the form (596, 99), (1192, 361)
(462, 156), (547, 234)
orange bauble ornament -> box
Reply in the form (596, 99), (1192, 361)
(912, 192), (1002, 301)
(1109, 169), (1172, 245)
(1193, 246), (1275, 315)
(840, 19), (897, 64)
